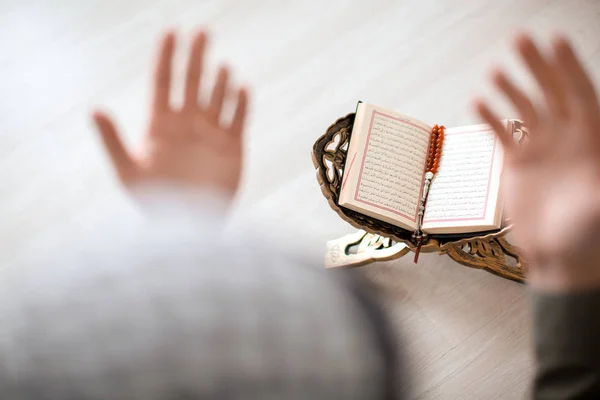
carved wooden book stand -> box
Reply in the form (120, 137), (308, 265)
(312, 113), (527, 283)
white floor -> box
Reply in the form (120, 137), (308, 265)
(1, 0), (600, 398)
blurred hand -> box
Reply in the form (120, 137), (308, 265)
(475, 34), (600, 292)
(93, 31), (248, 199)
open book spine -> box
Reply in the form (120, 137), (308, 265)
(412, 124), (445, 263)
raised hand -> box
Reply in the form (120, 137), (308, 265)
(474, 34), (600, 292)
(93, 31), (248, 199)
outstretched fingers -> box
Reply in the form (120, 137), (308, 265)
(207, 66), (230, 122)
(229, 88), (248, 137)
(491, 69), (538, 129)
(473, 99), (515, 154)
(184, 31), (208, 108)
(515, 34), (568, 118)
(152, 32), (176, 112)
(92, 111), (136, 182)
(551, 35), (599, 117)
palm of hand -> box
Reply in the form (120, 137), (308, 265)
(94, 31), (247, 198)
(476, 34), (600, 287)
(503, 118), (600, 265)
(139, 110), (243, 194)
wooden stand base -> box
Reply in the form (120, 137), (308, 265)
(325, 230), (526, 283)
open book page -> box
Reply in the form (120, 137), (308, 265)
(422, 123), (504, 234)
(338, 103), (431, 231)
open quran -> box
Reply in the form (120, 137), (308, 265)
(338, 102), (513, 235)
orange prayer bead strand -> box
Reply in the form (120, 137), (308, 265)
(427, 125), (445, 174)
(427, 125), (440, 172)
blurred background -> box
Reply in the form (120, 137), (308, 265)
(1, 0), (599, 398)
